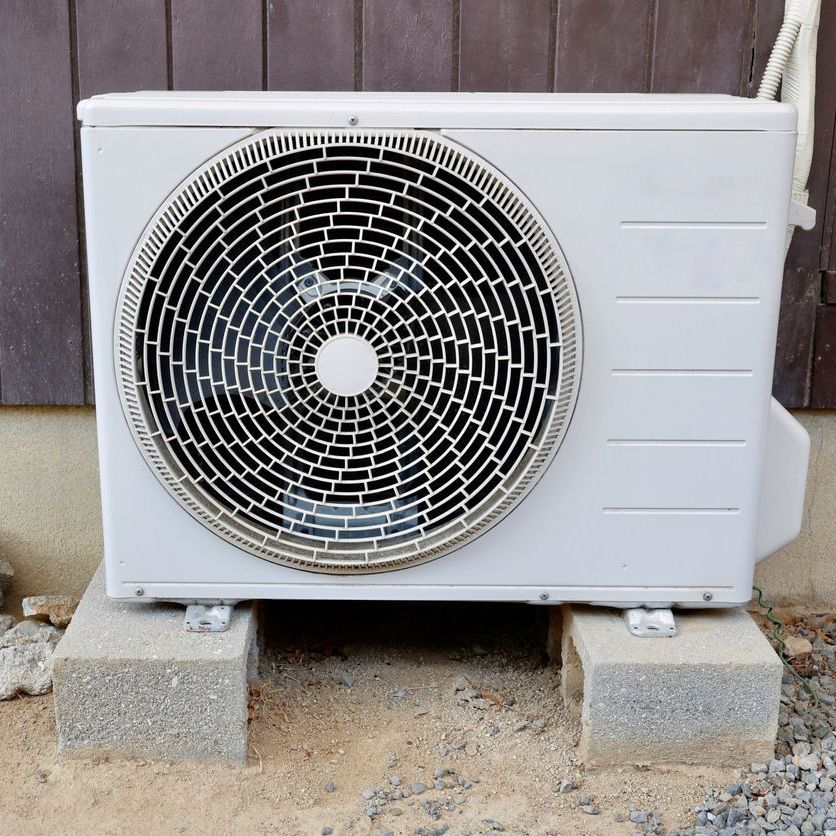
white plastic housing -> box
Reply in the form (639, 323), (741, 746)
(79, 92), (809, 607)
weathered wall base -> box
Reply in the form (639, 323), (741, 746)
(755, 411), (836, 609)
(0, 407), (102, 613)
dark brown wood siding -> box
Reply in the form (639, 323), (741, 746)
(0, 0), (834, 406)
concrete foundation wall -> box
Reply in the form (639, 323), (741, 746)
(0, 406), (833, 611)
(755, 410), (836, 609)
(0, 407), (102, 614)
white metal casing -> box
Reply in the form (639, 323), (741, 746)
(79, 92), (809, 607)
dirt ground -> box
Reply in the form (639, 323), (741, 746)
(0, 601), (736, 835)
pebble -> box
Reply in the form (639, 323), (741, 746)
(0, 642), (56, 700)
(21, 595), (78, 629)
(0, 615), (14, 639)
(451, 674), (470, 694)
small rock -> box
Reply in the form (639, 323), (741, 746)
(0, 554), (12, 608)
(451, 674), (470, 694)
(512, 720), (527, 733)
(340, 672), (354, 687)
(557, 778), (574, 794)
(784, 635), (814, 659)
(21, 595), (78, 629)
(0, 615), (15, 639)
(0, 620), (62, 648)
(0, 643), (54, 699)
(324, 781), (335, 793)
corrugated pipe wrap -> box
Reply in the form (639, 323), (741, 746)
(757, 0), (821, 248)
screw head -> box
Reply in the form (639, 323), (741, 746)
(702, 591), (713, 602)
(135, 587), (144, 597)
(539, 592), (549, 601)
(347, 115), (359, 126)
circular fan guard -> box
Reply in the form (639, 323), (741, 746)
(117, 129), (581, 573)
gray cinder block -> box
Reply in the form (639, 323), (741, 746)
(554, 605), (782, 767)
(53, 563), (256, 763)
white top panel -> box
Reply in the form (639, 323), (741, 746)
(77, 91), (796, 131)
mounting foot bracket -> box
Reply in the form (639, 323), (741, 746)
(624, 607), (677, 638)
(184, 604), (233, 633)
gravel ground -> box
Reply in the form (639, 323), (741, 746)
(680, 612), (836, 836)
(0, 600), (832, 834)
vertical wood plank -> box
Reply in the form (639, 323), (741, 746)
(459, 0), (552, 92)
(75, 0), (168, 98)
(0, 0), (84, 404)
(267, 0), (355, 91)
(773, 267), (819, 407)
(810, 305), (836, 407)
(650, 0), (751, 94)
(363, 0), (454, 91)
(171, 0), (263, 90)
(75, 0), (168, 403)
(749, 0), (783, 97)
(555, 0), (651, 93)
(778, 2), (836, 405)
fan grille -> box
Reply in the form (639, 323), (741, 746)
(117, 129), (580, 572)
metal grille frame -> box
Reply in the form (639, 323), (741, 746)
(115, 128), (581, 574)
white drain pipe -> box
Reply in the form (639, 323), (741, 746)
(757, 0), (821, 248)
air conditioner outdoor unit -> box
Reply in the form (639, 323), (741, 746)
(79, 91), (810, 611)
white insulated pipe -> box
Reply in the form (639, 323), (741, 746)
(757, 0), (821, 248)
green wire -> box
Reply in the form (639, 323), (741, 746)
(753, 585), (818, 707)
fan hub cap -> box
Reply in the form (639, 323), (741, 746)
(315, 334), (379, 396)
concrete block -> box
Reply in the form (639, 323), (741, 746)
(53, 563), (256, 763)
(555, 605), (782, 767)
